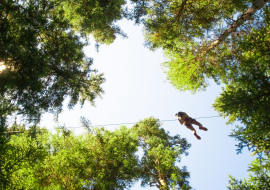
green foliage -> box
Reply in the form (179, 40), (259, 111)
(142, 0), (256, 92)
(227, 153), (270, 190)
(0, 117), (192, 190)
(213, 16), (270, 154)
(1, 126), (139, 189)
(0, 128), (49, 189)
(0, 97), (17, 127)
(35, 126), (139, 190)
(58, 0), (127, 43)
(0, 124), (9, 187)
(213, 78), (270, 154)
(133, 117), (192, 189)
(0, 0), (135, 122)
(138, 0), (270, 155)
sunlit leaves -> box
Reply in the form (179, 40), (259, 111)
(133, 117), (191, 189)
(141, 0), (269, 91)
(1, 118), (192, 189)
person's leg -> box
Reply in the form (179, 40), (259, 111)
(191, 119), (208, 131)
(186, 124), (201, 140)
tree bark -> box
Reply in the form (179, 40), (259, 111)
(199, 0), (269, 57)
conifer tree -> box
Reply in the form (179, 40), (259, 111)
(0, 118), (192, 190)
(137, 0), (270, 156)
(227, 153), (270, 190)
(213, 14), (270, 154)
(0, 0), (131, 122)
(133, 117), (192, 190)
(142, 0), (269, 92)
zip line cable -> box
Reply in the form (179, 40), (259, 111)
(2, 116), (221, 133)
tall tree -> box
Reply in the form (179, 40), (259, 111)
(0, 127), (49, 189)
(137, 0), (270, 156)
(1, 126), (140, 189)
(141, 0), (269, 92)
(133, 117), (192, 190)
(213, 14), (270, 155)
(0, 0), (131, 122)
(1, 117), (192, 190)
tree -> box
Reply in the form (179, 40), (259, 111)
(213, 15), (270, 155)
(133, 117), (192, 190)
(0, 128), (49, 189)
(0, 124), (9, 188)
(1, 125), (139, 189)
(137, 0), (270, 156)
(0, 0), (133, 123)
(213, 75), (270, 155)
(227, 153), (270, 190)
(141, 0), (269, 92)
(1, 117), (192, 190)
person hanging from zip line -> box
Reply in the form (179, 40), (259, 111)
(176, 112), (208, 140)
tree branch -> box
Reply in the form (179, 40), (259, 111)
(174, 0), (188, 21)
(199, 0), (269, 58)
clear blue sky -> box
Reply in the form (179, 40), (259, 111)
(41, 19), (254, 190)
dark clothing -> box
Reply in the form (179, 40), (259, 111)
(185, 118), (202, 128)
(184, 116), (193, 127)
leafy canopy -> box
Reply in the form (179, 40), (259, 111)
(0, 117), (192, 190)
(136, 0), (270, 157)
(0, 0), (134, 122)
(141, 0), (269, 92)
(213, 13), (270, 155)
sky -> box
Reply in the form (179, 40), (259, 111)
(40, 19), (255, 190)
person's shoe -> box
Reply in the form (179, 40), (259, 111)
(194, 134), (201, 140)
(199, 125), (208, 131)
